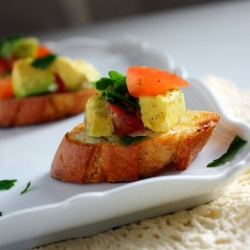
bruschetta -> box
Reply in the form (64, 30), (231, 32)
(51, 66), (220, 182)
(0, 36), (99, 127)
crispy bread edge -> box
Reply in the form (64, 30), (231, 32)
(51, 111), (220, 183)
(0, 89), (96, 127)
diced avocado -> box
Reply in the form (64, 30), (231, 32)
(50, 57), (99, 91)
(12, 58), (58, 98)
(12, 37), (39, 58)
(73, 59), (100, 82)
(139, 88), (186, 132)
(85, 93), (114, 137)
(0, 37), (39, 58)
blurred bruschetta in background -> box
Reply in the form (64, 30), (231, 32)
(0, 36), (99, 127)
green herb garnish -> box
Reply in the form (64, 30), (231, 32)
(94, 77), (114, 90)
(119, 135), (147, 146)
(207, 135), (247, 167)
(0, 211), (2, 216)
(0, 179), (17, 190)
(92, 71), (126, 90)
(108, 70), (125, 81)
(20, 181), (31, 195)
(102, 90), (140, 110)
(114, 77), (127, 95)
(92, 70), (140, 112)
(31, 54), (57, 70)
(0, 35), (22, 58)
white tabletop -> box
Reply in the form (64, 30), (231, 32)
(38, 0), (250, 89)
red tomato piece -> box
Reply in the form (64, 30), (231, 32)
(108, 102), (144, 135)
(0, 59), (9, 76)
(54, 74), (68, 93)
(0, 76), (13, 98)
(36, 45), (53, 58)
(126, 66), (190, 97)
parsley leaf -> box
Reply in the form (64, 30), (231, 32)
(92, 70), (127, 92)
(20, 181), (31, 195)
(92, 70), (139, 112)
(108, 70), (125, 81)
(120, 135), (147, 146)
(94, 77), (114, 90)
(102, 90), (140, 110)
(0, 179), (17, 190)
(207, 135), (247, 167)
(31, 54), (56, 69)
(114, 77), (127, 95)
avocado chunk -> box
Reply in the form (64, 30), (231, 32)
(139, 88), (186, 132)
(12, 58), (58, 98)
(85, 93), (114, 137)
(50, 57), (99, 91)
(0, 37), (38, 58)
(73, 59), (100, 83)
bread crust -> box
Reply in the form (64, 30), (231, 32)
(51, 110), (220, 183)
(0, 89), (96, 127)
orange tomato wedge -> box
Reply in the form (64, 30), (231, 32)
(126, 66), (190, 97)
(36, 45), (53, 57)
(0, 76), (13, 98)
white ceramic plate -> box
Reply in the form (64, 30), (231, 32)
(1, 37), (250, 250)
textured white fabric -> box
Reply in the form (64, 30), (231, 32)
(202, 75), (250, 124)
(33, 76), (250, 250)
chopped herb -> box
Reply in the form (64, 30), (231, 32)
(120, 135), (147, 146)
(31, 54), (57, 70)
(0, 35), (22, 58)
(92, 70), (139, 112)
(20, 181), (31, 195)
(108, 70), (125, 81)
(92, 72), (126, 92)
(108, 71), (127, 95)
(0, 179), (17, 190)
(102, 90), (140, 110)
(114, 77), (127, 95)
(207, 135), (247, 167)
(94, 77), (114, 90)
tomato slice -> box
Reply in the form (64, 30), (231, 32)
(0, 76), (13, 98)
(54, 74), (68, 93)
(108, 102), (144, 135)
(0, 59), (9, 76)
(126, 66), (190, 97)
(36, 45), (53, 58)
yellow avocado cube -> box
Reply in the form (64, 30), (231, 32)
(12, 37), (39, 58)
(73, 59), (100, 83)
(12, 58), (57, 98)
(85, 93), (114, 137)
(50, 57), (99, 91)
(139, 89), (186, 132)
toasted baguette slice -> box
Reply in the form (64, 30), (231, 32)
(0, 89), (96, 127)
(51, 110), (220, 183)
